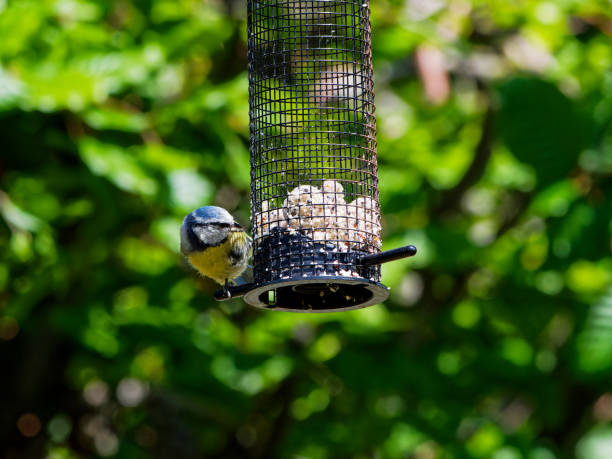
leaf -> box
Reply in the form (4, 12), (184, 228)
(78, 138), (157, 196)
(497, 77), (586, 188)
(575, 286), (612, 373)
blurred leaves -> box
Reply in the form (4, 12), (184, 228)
(497, 78), (586, 188)
(0, 0), (612, 458)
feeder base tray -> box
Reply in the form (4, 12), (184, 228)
(242, 276), (389, 312)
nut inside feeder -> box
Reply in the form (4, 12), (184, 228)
(215, 0), (416, 311)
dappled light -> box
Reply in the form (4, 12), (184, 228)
(1, 0), (612, 457)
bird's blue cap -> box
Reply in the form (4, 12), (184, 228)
(183, 206), (234, 226)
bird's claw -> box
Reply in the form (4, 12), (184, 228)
(223, 279), (232, 299)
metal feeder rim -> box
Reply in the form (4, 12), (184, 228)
(240, 276), (389, 313)
(214, 244), (417, 306)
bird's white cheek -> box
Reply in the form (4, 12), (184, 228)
(194, 226), (229, 247)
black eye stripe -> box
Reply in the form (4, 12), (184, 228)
(194, 222), (231, 228)
(191, 221), (243, 231)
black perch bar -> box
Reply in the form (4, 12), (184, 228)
(359, 245), (417, 267)
(214, 244), (417, 301)
(214, 282), (255, 301)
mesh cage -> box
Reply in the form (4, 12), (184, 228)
(246, 0), (386, 311)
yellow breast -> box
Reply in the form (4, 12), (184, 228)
(187, 232), (248, 285)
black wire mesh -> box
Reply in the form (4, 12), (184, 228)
(248, 0), (381, 292)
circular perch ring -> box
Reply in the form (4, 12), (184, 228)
(243, 277), (389, 312)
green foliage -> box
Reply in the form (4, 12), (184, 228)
(497, 78), (586, 187)
(1, 0), (612, 458)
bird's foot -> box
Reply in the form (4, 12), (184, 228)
(222, 279), (232, 299)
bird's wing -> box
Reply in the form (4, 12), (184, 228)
(234, 264), (253, 285)
(231, 266), (253, 286)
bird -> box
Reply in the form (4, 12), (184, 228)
(180, 206), (252, 297)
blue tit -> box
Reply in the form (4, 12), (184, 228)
(180, 206), (252, 289)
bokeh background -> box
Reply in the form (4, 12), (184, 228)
(2, 0), (612, 457)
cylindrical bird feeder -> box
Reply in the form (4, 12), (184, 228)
(216, 0), (416, 311)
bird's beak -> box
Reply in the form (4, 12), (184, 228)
(230, 222), (243, 232)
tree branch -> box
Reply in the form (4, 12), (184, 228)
(434, 103), (495, 215)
